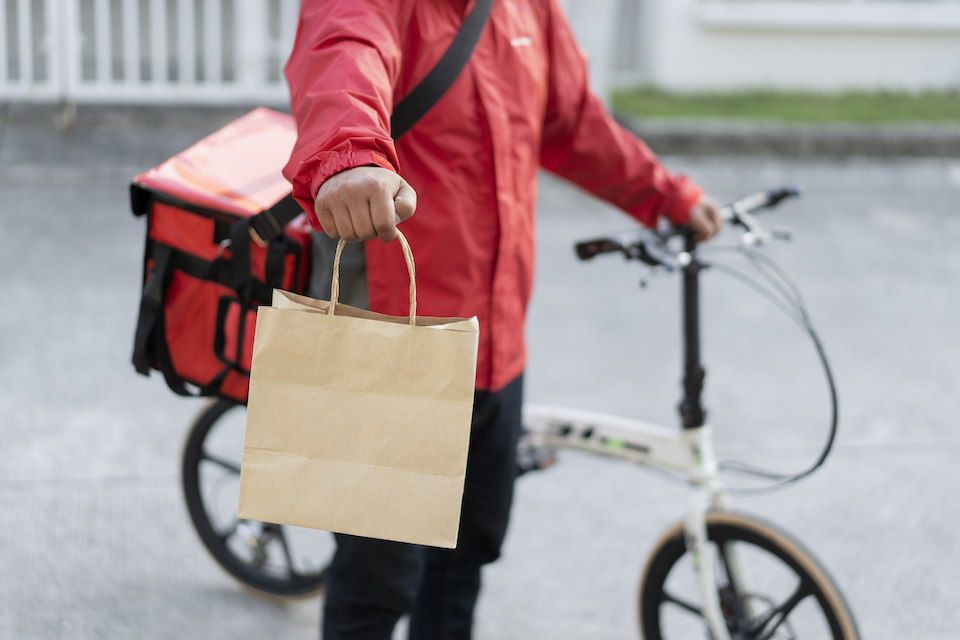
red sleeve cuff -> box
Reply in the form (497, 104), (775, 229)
(288, 147), (398, 232)
(308, 150), (396, 200)
(663, 176), (702, 226)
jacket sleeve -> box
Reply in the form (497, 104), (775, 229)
(282, 1), (406, 230)
(538, 0), (701, 227)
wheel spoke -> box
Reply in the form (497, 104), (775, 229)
(751, 580), (814, 640)
(217, 518), (241, 541)
(201, 450), (242, 474)
(661, 590), (703, 617)
(716, 541), (749, 621)
(274, 526), (301, 578)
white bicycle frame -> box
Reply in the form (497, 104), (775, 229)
(521, 403), (744, 640)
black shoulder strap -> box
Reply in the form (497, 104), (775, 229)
(248, 194), (305, 245)
(390, 0), (494, 139)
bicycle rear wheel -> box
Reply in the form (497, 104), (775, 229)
(639, 511), (859, 640)
(182, 399), (333, 597)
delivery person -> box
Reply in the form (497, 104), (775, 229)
(282, 1), (722, 638)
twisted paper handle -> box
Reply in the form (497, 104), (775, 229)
(329, 229), (416, 326)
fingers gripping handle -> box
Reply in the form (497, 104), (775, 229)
(329, 230), (417, 326)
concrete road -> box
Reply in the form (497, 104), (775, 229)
(1, 105), (958, 639)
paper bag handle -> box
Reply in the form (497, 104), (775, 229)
(330, 229), (416, 326)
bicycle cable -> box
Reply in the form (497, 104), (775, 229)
(697, 244), (839, 494)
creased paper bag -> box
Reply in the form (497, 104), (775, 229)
(238, 231), (479, 548)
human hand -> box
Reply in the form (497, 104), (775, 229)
(687, 196), (722, 243)
(314, 166), (417, 242)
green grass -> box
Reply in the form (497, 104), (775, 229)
(611, 87), (960, 124)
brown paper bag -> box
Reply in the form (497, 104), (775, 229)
(237, 231), (479, 548)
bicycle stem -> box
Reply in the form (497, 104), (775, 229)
(679, 229), (707, 430)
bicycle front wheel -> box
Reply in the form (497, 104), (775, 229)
(181, 399), (333, 597)
(639, 511), (859, 640)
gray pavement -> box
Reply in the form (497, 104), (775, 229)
(1, 104), (959, 639)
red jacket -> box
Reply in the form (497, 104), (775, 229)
(283, 0), (702, 391)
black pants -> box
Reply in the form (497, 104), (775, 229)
(322, 374), (524, 640)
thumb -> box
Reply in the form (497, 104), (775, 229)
(393, 179), (417, 222)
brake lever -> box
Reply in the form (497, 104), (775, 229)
(734, 215), (796, 245)
(735, 205), (773, 245)
(625, 227), (691, 270)
(625, 229), (669, 267)
(719, 185), (800, 246)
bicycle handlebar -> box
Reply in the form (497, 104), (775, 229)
(575, 185), (800, 266)
(718, 186), (800, 223)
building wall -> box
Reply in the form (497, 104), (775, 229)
(558, 0), (621, 103)
(609, 0), (960, 93)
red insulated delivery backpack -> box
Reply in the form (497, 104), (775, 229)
(130, 0), (493, 404)
(130, 108), (311, 404)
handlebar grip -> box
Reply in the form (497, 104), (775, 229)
(765, 186), (800, 208)
(721, 185), (801, 222)
(575, 239), (624, 261)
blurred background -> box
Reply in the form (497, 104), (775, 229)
(1, 1), (959, 639)
(4, 0), (960, 115)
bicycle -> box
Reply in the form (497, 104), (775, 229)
(181, 186), (860, 639)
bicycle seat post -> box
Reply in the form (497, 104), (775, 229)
(679, 229), (706, 430)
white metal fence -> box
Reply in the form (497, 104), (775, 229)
(7, 0), (956, 104)
(0, 0), (299, 104)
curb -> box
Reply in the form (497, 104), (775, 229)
(5, 102), (960, 160)
(614, 113), (960, 159)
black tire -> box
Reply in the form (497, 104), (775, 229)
(181, 398), (332, 597)
(639, 511), (859, 640)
